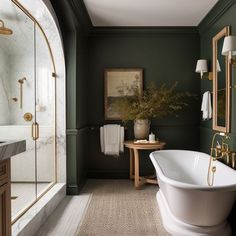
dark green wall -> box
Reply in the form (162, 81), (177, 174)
(199, 0), (236, 153)
(51, 0), (236, 192)
(199, 0), (236, 232)
(87, 28), (200, 177)
(49, 0), (236, 232)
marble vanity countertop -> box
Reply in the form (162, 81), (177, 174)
(0, 140), (26, 161)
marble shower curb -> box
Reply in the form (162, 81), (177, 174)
(12, 183), (66, 236)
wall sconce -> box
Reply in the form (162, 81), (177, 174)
(222, 35), (236, 65)
(195, 59), (212, 80)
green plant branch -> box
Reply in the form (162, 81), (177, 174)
(114, 81), (197, 123)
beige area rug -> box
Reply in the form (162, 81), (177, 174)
(77, 180), (170, 236)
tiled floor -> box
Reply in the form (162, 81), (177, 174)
(35, 194), (91, 236)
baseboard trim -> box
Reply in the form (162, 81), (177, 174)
(87, 171), (129, 179)
(87, 171), (154, 179)
(67, 180), (87, 195)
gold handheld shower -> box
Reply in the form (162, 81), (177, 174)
(18, 77), (26, 109)
(18, 77), (26, 84)
(0, 20), (13, 35)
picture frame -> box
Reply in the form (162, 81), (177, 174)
(104, 68), (143, 120)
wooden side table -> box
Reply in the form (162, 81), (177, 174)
(124, 140), (166, 189)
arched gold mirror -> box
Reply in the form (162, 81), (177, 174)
(212, 26), (230, 132)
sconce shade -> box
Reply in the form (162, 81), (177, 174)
(222, 36), (236, 56)
(195, 59), (208, 73)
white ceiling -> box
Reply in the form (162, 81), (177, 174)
(83, 0), (219, 27)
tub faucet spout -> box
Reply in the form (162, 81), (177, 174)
(211, 147), (222, 160)
(208, 132), (230, 186)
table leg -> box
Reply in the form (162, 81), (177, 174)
(129, 149), (134, 179)
(133, 149), (140, 189)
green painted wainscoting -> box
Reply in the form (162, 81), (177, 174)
(87, 27), (200, 177)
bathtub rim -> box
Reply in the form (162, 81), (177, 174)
(150, 149), (236, 191)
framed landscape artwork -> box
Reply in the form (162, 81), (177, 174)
(104, 68), (143, 120)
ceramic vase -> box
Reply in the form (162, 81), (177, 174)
(134, 119), (150, 139)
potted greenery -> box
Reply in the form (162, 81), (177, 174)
(114, 81), (194, 139)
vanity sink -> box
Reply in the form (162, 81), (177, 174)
(0, 140), (26, 160)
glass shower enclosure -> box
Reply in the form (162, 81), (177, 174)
(0, 0), (56, 222)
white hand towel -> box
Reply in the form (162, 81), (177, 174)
(201, 91), (212, 120)
(100, 125), (124, 156)
(104, 124), (120, 155)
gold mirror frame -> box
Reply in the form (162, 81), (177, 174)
(212, 26), (230, 132)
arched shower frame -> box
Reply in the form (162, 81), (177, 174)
(10, 0), (66, 224)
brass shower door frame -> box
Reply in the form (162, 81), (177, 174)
(11, 0), (57, 224)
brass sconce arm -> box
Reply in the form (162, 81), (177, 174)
(202, 72), (213, 80)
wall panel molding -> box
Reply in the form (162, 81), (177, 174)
(68, 0), (93, 34)
(91, 26), (198, 36)
(66, 129), (78, 136)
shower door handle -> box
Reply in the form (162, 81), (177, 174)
(32, 122), (39, 140)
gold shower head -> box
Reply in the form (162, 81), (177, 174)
(0, 20), (13, 35)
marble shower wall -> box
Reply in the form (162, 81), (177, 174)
(14, 0), (66, 183)
(0, 50), (11, 124)
(0, 0), (54, 125)
(9, 54), (54, 125)
(9, 54), (34, 125)
(0, 53), (35, 126)
(0, 125), (54, 182)
(0, 32), (54, 182)
(0, 0), (66, 184)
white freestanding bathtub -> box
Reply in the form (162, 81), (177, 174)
(150, 150), (236, 236)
